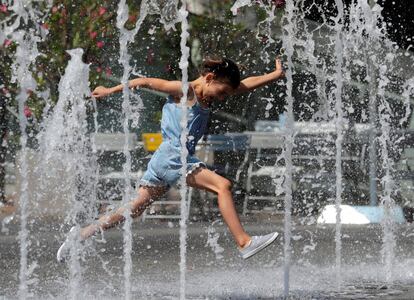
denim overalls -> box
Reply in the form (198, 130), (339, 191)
(139, 96), (210, 187)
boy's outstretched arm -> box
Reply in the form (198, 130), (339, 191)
(92, 77), (182, 99)
(234, 59), (284, 95)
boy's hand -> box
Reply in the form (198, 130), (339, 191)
(275, 59), (285, 78)
(92, 86), (111, 98)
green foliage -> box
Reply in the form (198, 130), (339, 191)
(38, 0), (120, 101)
(1, 0), (281, 124)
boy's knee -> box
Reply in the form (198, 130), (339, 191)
(217, 179), (232, 194)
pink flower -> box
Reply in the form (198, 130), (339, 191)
(96, 67), (102, 73)
(41, 23), (49, 30)
(165, 64), (173, 73)
(146, 48), (154, 65)
(52, 6), (58, 13)
(98, 7), (107, 16)
(128, 14), (137, 23)
(0, 4), (7, 13)
(24, 106), (32, 118)
(105, 67), (112, 76)
(96, 41), (104, 48)
(89, 31), (98, 39)
(273, 0), (285, 8)
(3, 39), (12, 47)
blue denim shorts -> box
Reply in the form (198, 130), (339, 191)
(139, 141), (206, 188)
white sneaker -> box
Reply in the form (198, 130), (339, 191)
(239, 232), (279, 259)
(56, 226), (78, 263)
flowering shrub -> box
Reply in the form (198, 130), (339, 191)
(0, 1), (138, 203)
(39, 1), (121, 97)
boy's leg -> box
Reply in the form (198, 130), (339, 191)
(186, 168), (251, 248)
(80, 185), (167, 240)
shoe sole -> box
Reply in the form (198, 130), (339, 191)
(242, 232), (279, 259)
(56, 226), (77, 263)
(56, 241), (67, 263)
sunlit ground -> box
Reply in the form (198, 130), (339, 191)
(1, 218), (414, 299)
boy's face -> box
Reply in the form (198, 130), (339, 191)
(203, 74), (234, 102)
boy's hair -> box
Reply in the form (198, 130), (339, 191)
(200, 57), (240, 89)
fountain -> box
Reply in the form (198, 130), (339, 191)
(1, 0), (414, 299)
(280, 0), (295, 296)
(13, 31), (40, 300)
(177, 3), (190, 299)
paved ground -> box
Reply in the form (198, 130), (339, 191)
(1, 214), (414, 299)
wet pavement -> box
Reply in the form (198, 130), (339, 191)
(1, 216), (414, 299)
